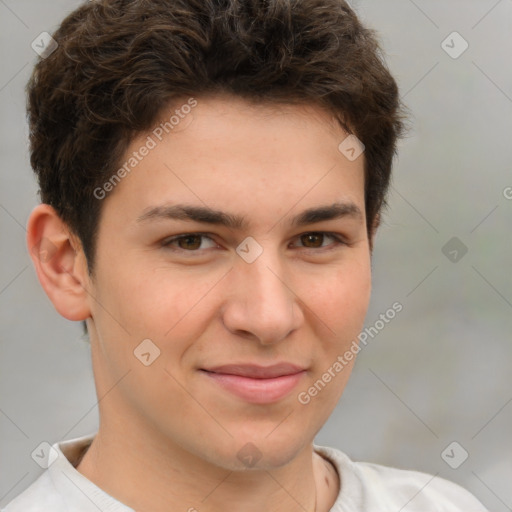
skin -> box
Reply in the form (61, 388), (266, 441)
(27, 94), (376, 512)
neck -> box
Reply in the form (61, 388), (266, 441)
(76, 414), (338, 512)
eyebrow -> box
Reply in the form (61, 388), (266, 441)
(136, 201), (362, 230)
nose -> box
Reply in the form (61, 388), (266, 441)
(221, 248), (304, 345)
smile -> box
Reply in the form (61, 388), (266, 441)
(200, 364), (307, 404)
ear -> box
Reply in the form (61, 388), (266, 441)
(27, 204), (92, 321)
(369, 213), (380, 253)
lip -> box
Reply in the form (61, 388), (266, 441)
(200, 363), (306, 404)
(204, 363), (305, 379)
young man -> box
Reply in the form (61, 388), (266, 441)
(3, 0), (488, 510)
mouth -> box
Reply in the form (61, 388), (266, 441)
(199, 363), (307, 404)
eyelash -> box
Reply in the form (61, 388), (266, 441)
(161, 231), (347, 254)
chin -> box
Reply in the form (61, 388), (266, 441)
(230, 431), (311, 472)
(182, 429), (309, 472)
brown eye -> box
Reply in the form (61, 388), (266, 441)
(162, 233), (217, 252)
(177, 235), (202, 250)
(300, 233), (325, 248)
(292, 232), (345, 251)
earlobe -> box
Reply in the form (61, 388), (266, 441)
(27, 204), (92, 321)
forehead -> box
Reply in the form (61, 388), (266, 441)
(101, 95), (366, 226)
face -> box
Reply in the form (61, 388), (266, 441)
(84, 94), (372, 470)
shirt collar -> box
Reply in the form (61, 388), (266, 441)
(48, 433), (134, 512)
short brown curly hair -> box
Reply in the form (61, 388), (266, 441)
(26, 0), (406, 271)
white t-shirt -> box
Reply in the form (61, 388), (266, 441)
(1, 433), (488, 512)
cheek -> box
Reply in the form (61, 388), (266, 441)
(338, 263), (372, 330)
(306, 255), (372, 341)
(95, 259), (214, 333)
(91, 261), (231, 379)
(295, 260), (371, 428)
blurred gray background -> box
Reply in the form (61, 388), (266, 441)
(1, 0), (511, 510)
